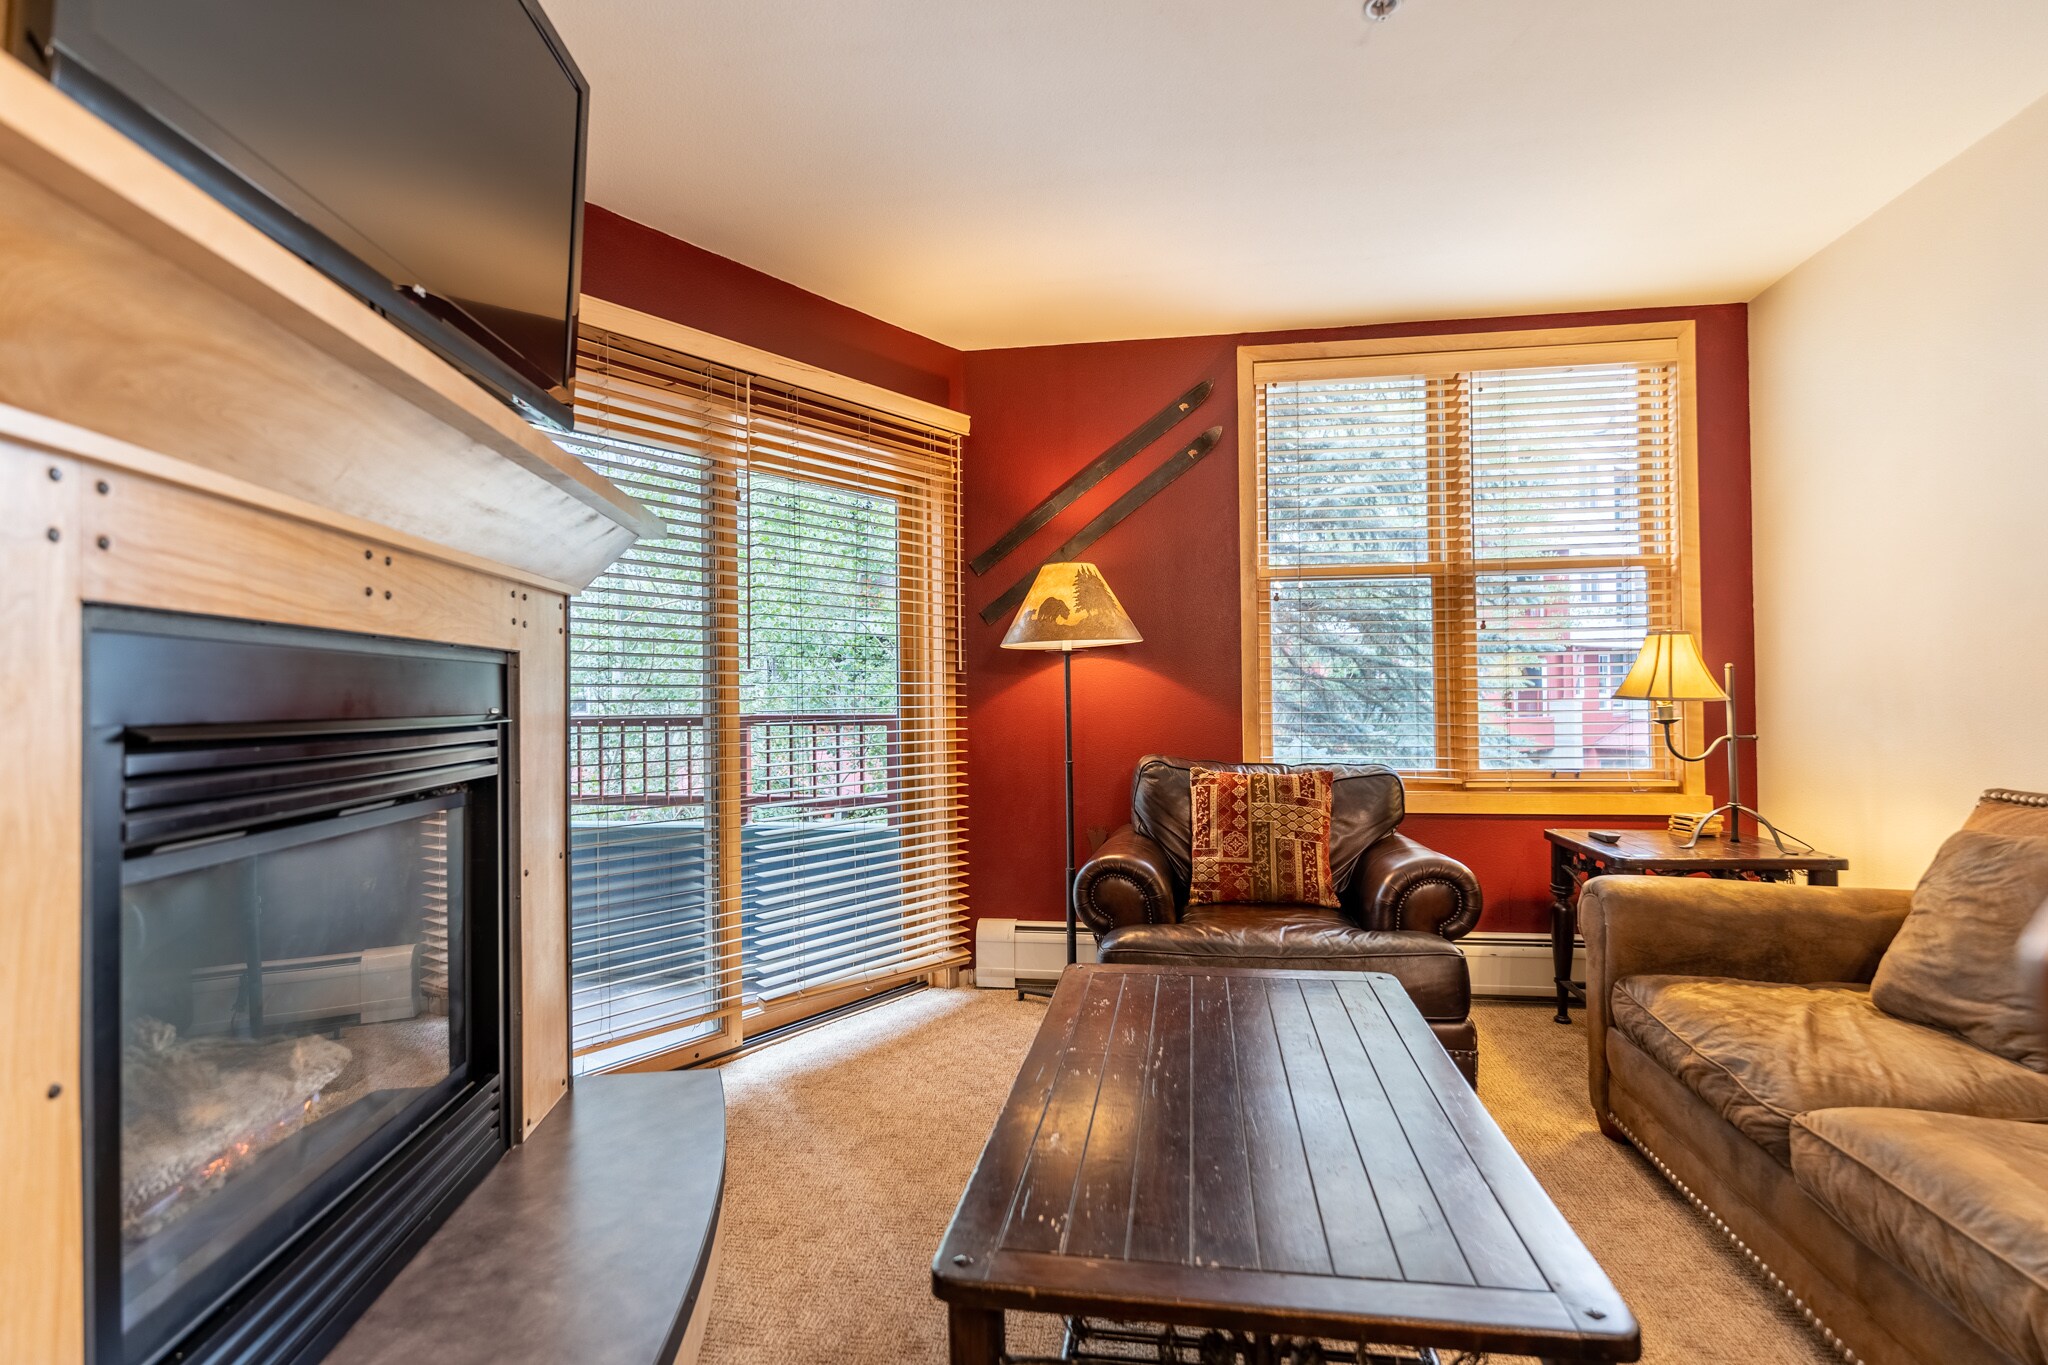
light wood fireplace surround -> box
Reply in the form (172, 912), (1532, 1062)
(0, 55), (661, 1364)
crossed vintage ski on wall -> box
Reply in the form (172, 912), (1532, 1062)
(973, 378), (1224, 626)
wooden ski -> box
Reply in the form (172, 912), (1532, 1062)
(980, 424), (1224, 626)
(967, 377), (1213, 576)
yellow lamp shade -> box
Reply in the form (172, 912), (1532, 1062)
(1001, 562), (1142, 651)
(1612, 629), (1728, 702)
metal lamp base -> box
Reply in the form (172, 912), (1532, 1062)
(1679, 801), (1810, 853)
(1019, 650), (1083, 1003)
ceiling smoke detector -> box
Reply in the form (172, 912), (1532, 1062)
(1364, 0), (1401, 19)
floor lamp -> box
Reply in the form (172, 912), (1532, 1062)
(1001, 563), (1142, 994)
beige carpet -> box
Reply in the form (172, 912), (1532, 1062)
(697, 987), (1835, 1364)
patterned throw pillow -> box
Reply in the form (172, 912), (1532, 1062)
(1187, 766), (1339, 908)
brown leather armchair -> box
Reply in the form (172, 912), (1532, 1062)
(1074, 755), (1483, 1081)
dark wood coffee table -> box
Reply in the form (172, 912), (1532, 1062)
(933, 964), (1639, 1364)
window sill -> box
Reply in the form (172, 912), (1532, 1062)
(1405, 788), (1705, 817)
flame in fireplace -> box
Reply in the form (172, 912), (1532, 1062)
(183, 1093), (326, 1202)
(200, 1141), (253, 1184)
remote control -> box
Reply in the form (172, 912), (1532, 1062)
(1588, 830), (1624, 845)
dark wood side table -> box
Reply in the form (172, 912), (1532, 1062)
(1546, 828), (1848, 1024)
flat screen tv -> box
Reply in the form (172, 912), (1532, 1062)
(12, 0), (587, 428)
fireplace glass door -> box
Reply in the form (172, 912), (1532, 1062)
(117, 792), (476, 1354)
(86, 610), (510, 1365)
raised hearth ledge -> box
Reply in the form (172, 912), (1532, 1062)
(328, 1073), (727, 1365)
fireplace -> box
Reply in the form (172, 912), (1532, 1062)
(83, 609), (513, 1365)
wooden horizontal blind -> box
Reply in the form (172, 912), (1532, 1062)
(1251, 344), (1684, 790)
(738, 376), (968, 1006)
(561, 328), (967, 1071)
(559, 334), (743, 1070)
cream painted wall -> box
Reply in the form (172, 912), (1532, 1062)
(1750, 93), (2048, 889)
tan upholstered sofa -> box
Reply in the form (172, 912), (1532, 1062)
(1582, 790), (2048, 1365)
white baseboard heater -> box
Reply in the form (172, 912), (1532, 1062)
(973, 921), (1579, 1000)
(191, 943), (422, 1034)
(972, 919), (1099, 989)
(1460, 931), (1585, 999)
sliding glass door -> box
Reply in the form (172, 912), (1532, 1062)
(561, 410), (724, 1070)
(561, 330), (967, 1072)
(740, 471), (905, 1006)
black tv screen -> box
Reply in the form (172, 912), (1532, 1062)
(23, 0), (587, 427)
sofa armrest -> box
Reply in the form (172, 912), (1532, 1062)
(1346, 832), (1482, 941)
(1073, 825), (1178, 936)
(1581, 875), (1912, 1127)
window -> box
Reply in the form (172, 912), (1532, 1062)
(559, 324), (968, 1071)
(1240, 325), (1704, 813)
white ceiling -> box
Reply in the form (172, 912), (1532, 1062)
(546, 0), (2048, 351)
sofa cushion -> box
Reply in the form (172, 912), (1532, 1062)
(1965, 790), (2048, 840)
(1609, 975), (2048, 1164)
(1871, 828), (2048, 1071)
(1186, 766), (1338, 908)
(1130, 756), (1402, 897)
(1793, 1107), (2048, 1365)
(1097, 908), (1469, 1021)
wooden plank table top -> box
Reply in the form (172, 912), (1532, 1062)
(932, 964), (1639, 1363)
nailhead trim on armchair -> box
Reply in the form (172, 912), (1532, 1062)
(1394, 875), (1482, 939)
(1079, 871), (1166, 934)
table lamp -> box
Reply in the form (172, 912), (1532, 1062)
(1002, 562), (1142, 975)
(1612, 629), (1797, 851)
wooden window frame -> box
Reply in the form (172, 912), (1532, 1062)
(1237, 321), (1709, 816)
(579, 296), (970, 437)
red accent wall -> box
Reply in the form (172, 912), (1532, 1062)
(960, 306), (1754, 935)
(580, 205), (965, 409)
(573, 206), (1755, 937)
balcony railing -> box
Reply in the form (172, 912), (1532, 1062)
(569, 712), (899, 817)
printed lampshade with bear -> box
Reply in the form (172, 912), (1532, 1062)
(1001, 562), (1142, 651)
